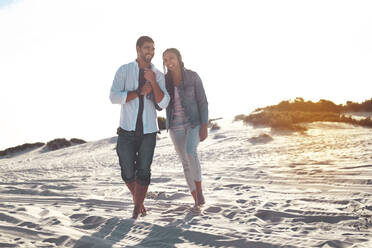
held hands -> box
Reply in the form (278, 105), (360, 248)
(138, 69), (156, 96)
(199, 123), (208, 142)
(144, 69), (156, 85)
(140, 82), (152, 95)
(144, 69), (164, 104)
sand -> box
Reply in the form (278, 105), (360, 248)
(0, 118), (371, 247)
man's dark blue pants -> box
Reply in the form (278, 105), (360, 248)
(116, 129), (157, 186)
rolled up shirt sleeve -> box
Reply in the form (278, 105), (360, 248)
(110, 66), (128, 105)
(155, 71), (170, 109)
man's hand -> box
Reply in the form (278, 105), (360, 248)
(140, 82), (153, 95)
(143, 69), (164, 103)
(199, 123), (208, 142)
(144, 69), (156, 84)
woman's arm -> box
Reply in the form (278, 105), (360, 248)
(194, 72), (209, 141)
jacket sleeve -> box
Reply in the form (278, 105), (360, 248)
(109, 66), (128, 105)
(194, 72), (209, 124)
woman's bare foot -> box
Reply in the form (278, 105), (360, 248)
(194, 181), (205, 206)
(197, 193), (205, 206)
(190, 204), (201, 213)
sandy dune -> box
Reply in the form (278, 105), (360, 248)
(0, 119), (371, 247)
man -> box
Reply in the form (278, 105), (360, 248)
(110, 36), (170, 219)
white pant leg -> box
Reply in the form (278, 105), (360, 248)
(170, 127), (195, 191)
(185, 125), (201, 182)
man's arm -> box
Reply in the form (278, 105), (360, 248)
(144, 69), (170, 109)
(125, 91), (139, 102)
(110, 66), (139, 104)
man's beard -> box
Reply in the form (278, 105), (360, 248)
(141, 53), (153, 63)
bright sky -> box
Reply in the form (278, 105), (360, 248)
(1, 0), (371, 150)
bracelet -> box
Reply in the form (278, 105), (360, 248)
(135, 88), (141, 96)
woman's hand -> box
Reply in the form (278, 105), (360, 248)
(199, 123), (208, 142)
(144, 69), (156, 84)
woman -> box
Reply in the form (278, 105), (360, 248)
(162, 48), (209, 209)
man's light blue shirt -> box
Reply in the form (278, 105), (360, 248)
(110, 60), (170, 134)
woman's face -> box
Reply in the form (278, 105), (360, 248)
(163, 52), (180, 72)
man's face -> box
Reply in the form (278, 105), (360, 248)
(137, 42), (155, 63)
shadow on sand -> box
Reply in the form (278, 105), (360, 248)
(72, 211), (282, 248)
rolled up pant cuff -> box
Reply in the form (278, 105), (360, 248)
(136, 177), (150, 186)
(123, 177), (135, 184)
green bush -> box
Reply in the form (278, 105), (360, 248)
(235, 110), (372, 131)
(240, 98), (372, 131)
(256, 97), (372, 113)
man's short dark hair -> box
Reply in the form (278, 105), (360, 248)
(136, 36), (154, 48)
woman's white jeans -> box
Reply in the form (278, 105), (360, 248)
(169, 125), (201, 192)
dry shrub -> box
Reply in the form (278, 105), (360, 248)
(234, 110), (372, 131)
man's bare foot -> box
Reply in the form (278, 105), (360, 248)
(140, 205), (147, 216)
(132, 206), (141, 219)
(132, 210), (139, 219)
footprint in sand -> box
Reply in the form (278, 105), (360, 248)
(213, 134), (226, 139)
(39, 209), (49, 217)
(43, 235), (70, 247)
(204, 206), (222, 213)
(0, 212), (21, 224)
(223, 210), (237, 219)
(224, 184), (243, 189)
(18, 221), (40, 229)
(72, 215), (106, 230)
(255, 209), (359, 224)
(41, 217), (61, 226)
(213, 187), (223, 191)
(70, 213), (89, 222)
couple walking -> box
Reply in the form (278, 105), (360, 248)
(109, 36), (209, 219)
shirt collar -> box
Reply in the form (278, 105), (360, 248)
(134, 59), (154, 70)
